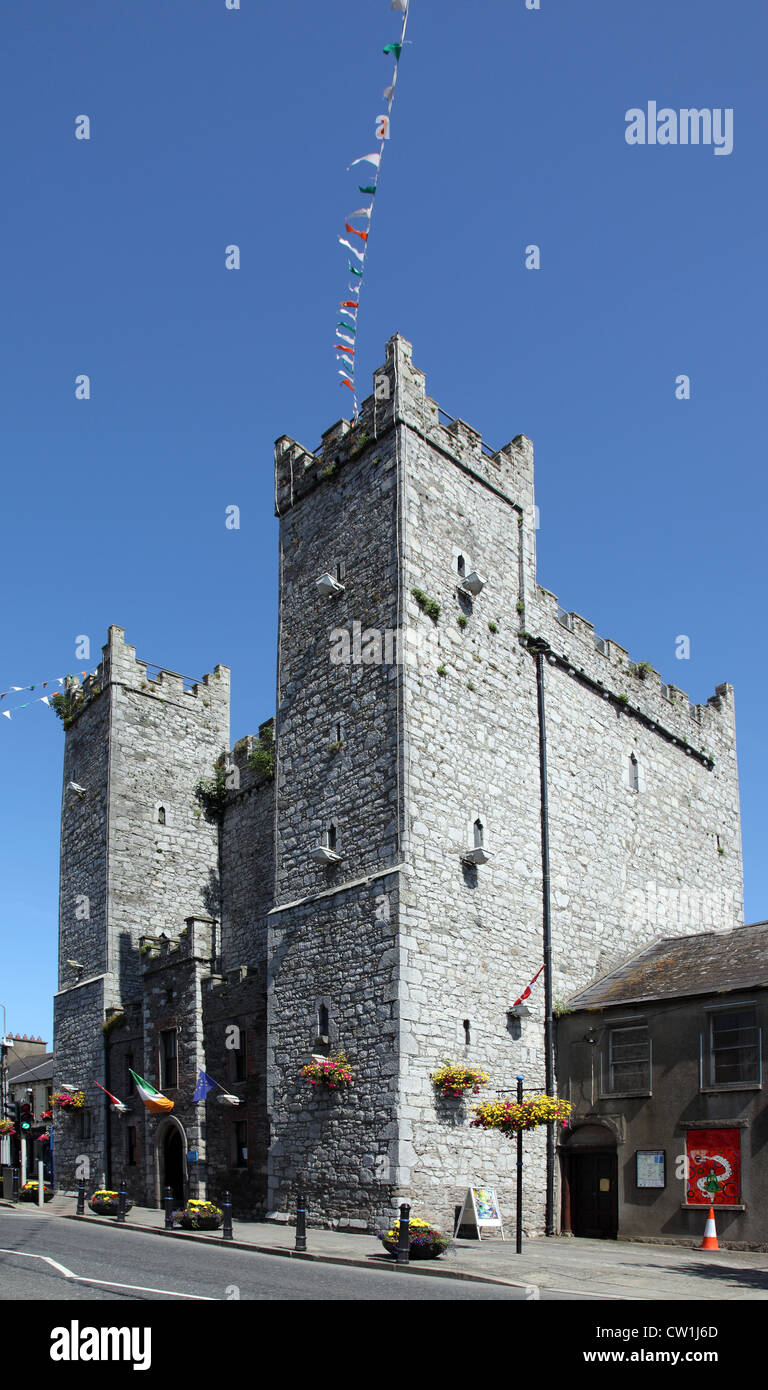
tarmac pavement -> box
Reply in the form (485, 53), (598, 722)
(4, 1194), (768, 1299)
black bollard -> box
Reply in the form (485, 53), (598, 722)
(12, 1168), (19, 1201)
(117, 1176), (128, 1223)
(222, 1190), (233, 1241)
(396, 1202), (411, 1265)
(76, 1181), (86, 1216)
(163, 1184), (174, 1229)
(295, 1178), (307, 1252)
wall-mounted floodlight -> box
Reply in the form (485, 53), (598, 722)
(316, 573), (345, 597)
(462, 846), (491, 866)
(310, 845), (342, 865)
(460, 570), (486, 596)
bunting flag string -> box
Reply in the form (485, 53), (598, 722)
(335, 0), (411, 413)
(0, 671), (89, 721)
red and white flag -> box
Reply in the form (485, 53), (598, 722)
(513, 964), (545, 1008)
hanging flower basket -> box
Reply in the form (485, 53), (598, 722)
(0, 1119), (16, 1136)
(40, 1109), (53, 1121)
(20, 1181), (54, 1203)
(88, 1189), (134, 1216)
(35, 1130), (51, 1145)
(173, 1200), (223, 1231)
(300, 1051), (353, 1090)
(430, 1059), (490, 1098)
(377, 1217), (451, 1260)
(52, 1090), (86, 1111)
(471, 1094), (572, 1135)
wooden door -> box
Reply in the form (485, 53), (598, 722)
(570, 1150), (618, 1238)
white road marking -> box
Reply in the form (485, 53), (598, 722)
(0, 1248), (214, 1300)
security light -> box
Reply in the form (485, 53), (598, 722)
(310, 845), (342, 864)
(459, 570), (486, 596)
(315, 573), (346, 597)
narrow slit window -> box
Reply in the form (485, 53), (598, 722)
(473, 818), (484, 848)
(463, 1019), (471, 1046)
(457, 555), (466, 577)
(327, 824), (337, 852)
(157, 806), (166, 825)
(319, 1004), (329, 1036)
(628, 754), (639, 792)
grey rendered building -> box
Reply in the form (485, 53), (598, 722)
(558, 923), (768, 1247)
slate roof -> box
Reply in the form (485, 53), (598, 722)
(7, 1053), (54, 1085)
(567, 922), (768, 1010)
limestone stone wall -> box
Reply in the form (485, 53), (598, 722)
(53, 626), (231, 1194)
(267, 873), (402, 1229)
(203, 970), (268, 1216)
(219, 726), (275, 971)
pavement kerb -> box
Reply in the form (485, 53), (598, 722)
(0, 1201), (625, 1296)
(55, 1211), (531, 1290)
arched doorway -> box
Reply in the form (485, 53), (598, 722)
(561, 1123), (618, 1239)
(154, 1119), (187, 1207)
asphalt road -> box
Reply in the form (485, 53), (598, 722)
(0, 1210), (580, 1300)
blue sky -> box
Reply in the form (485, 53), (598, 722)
(1, 0), (765, 1043)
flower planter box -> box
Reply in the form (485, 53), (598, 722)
(88, 1190), (134, 1216)
(430, 1060), (490, 1099)
(173, 1201), (223, 1230)
(377, 1218), (450, 1260)
(20, 1182), (53, 1202)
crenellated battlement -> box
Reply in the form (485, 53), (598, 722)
(530, 584), (736, 749)
(275, 334), (534, 516)
(101, 626), (229, 706)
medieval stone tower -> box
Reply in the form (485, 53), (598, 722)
(53, 334), (744, 1231)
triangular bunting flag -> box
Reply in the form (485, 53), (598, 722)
(348, 152), (381, 170)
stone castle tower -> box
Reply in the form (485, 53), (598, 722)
(52, 334), (744, 1230)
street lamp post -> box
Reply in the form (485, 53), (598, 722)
(516, 1075), (524, 1254)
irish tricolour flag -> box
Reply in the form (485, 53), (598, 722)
(129, 1070), (174, 1115)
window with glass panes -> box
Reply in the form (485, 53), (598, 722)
(708, 1008), (760, 1086)
(606, 1024), (650, 1093)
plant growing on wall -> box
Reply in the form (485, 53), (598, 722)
(430, 1060), (490, 1098)
(301, 1051), (353, 1090)
(195, 763), (229, 821)
(411, 588), (440, 622)
(471, 1094), (572, 1135)
(0, 1119), (16, 1136)
(247, 724), (275, 781)
(50, 684), (101, 730)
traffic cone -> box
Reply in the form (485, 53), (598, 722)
(700, 1205), (719, 1250)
